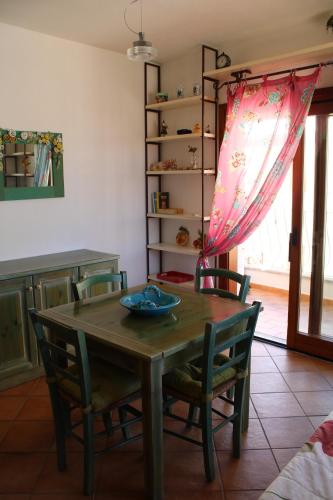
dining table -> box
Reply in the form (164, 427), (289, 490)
(37, 283), (252, 500)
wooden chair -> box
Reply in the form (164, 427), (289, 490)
(72, 270), (127, 301)
(163, 301), (261, 481)
(29, 308), (141, 496)
(195, 266), (250, 303)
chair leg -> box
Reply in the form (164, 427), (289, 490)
(118, 407), (130, 440)
(186, 404), (199, 428)
(49, 387), (66, 471)
(232, 379), (245, 459)
(201, 402), (215, 481)
(227, 346), (235, 400)
(83, 412), (95, 496)
(102, 412), (113, 436)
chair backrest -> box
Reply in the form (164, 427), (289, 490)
(72, 270), (128, 301)
(29, 308), (92, 409)
(201, 301), (261, 396)
(195, 267), (250, 303)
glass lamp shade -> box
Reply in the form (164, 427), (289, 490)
(127, 32), (157, 62)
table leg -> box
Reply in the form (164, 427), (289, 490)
(142, 359), (164, 500)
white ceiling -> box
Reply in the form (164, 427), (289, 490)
(0, 0), (332, 62)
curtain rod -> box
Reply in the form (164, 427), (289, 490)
(215, 60), (333, 90)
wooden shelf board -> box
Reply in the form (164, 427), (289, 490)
(147, 212), (210, 221)
(145, 95), (216, 111)
(204, 42), (333, 82)
(147, 243), (200, 256)
(146, 132), (215, 143)
(146, 169), (215, 175)
(148, 274), (194, 289)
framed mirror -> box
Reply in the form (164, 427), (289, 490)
(0, 128), (64, 201)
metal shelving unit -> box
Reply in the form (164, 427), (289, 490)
(144, 45), (219, 288)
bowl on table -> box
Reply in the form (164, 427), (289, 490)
(120, 285), (181, 316)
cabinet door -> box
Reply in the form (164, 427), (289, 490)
(78, 260), (119, 297)
(33, 269), (76, 310)
(0, 277), (36, 378)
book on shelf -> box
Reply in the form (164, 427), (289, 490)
(151, 191), (170, 213)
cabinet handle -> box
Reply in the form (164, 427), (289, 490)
(36, 284), (42, 290)
(26, 286), (33, 292)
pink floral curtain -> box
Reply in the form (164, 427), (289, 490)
(199, 69), (320, 276)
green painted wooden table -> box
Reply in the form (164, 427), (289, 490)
(37, 284), (251, 500)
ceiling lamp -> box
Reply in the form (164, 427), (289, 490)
(124, 0), (157, 62)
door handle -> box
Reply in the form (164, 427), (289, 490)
(288, 228), (298, 262)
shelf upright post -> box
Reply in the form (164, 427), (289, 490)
(201, 45), (219, 271)
(144, 62), (161, 281)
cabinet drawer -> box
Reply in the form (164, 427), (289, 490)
(33, 269), (76, 310)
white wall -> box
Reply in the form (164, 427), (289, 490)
(0, 22), (145, 285)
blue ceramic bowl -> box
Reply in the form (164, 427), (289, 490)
(120, 285), (181, 316)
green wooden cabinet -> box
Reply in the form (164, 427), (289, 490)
(0, 249), (119, 388)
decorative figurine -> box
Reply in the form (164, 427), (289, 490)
(205, 124), (211, 134)
(176, 226), (190, 246)
(160, 120), (168, 136)
(192, 123), (201, 134)
(176, 86), (184, 98)
(193, 229), (207, 249)
(188, 145), (198, 169)
(192, 83), (201, 96)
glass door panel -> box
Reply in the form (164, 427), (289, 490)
(321, 116), (333, 338)
(298, 116), (316, 334)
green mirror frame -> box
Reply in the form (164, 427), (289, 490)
(0, 128), (64, 201)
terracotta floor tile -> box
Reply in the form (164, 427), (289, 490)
(97, 452), (144, 493)
(264, 345), (288, 356)
(0, 495), (31, 500)
(0, 422), (11, 445)
(0, 453), (46, 493)
(0, 421), (54, 452)
(16, 397), (53, 421)
(250, 373), (290, 394)
(282, 371), (331, 391)
(294, 391), (333, 415)
(309, 415), (326, 428)
(217, 449), (278, 490)
(30, 495), (90, 500)
(34, 452), (99, 494)
(272, 354), (318, 373)
(214, 419), (269, 451)
(164, 451), (222, 492)
(260, 417), (313, 448)
(224, 492), (264, 500)
(0, 397), (27, 421)
(272, 448), (299, 470)
(251, 393), (304, 418)
(0, 380), (38, 397)
(165, 492), (224, 500)
(251, 342), (269, 357)
(251, 357), (278, 374)
(30, 378), (49, 396)
(96, 494), (144, 500)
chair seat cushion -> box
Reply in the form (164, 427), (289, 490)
(58, 359), (141, 412)
(163, 354), (237, 401)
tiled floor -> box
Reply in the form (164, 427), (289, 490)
(248, 285), (333, 342)
(1, 342), (333, 499)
